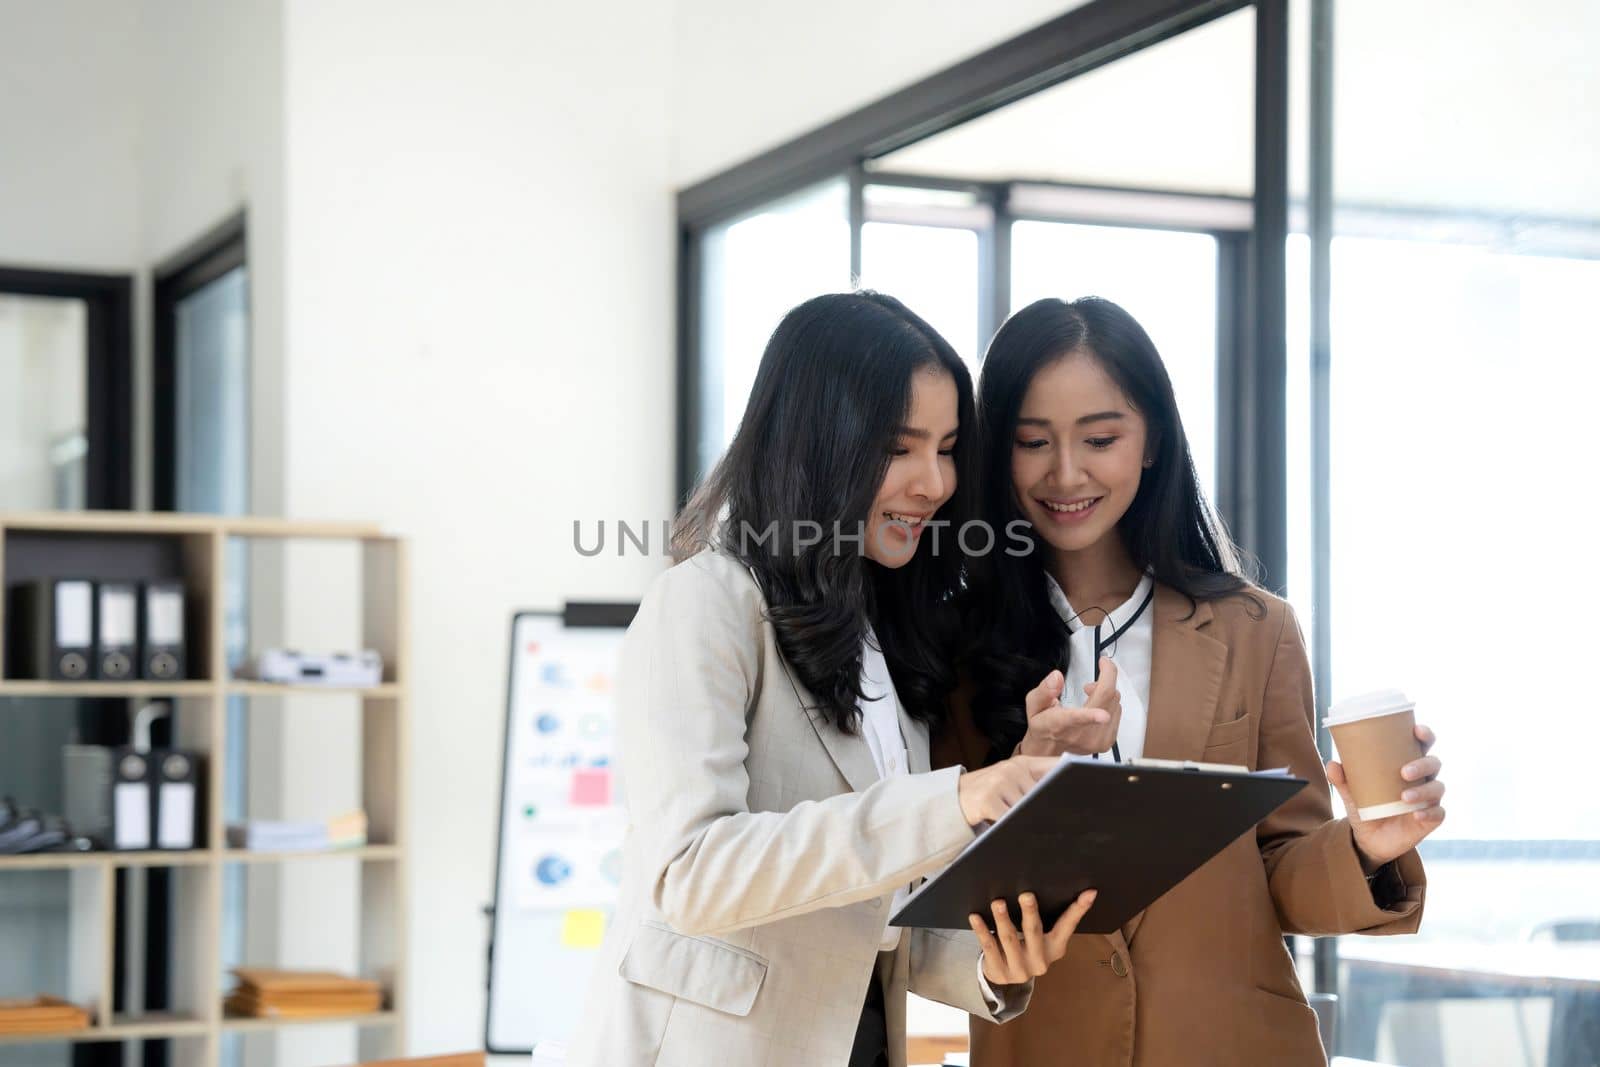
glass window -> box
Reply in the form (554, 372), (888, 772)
(1290, 3), (1600, 1063)
(859, 221), (981, 368)
(175, 263), (250, 517)
(869, 7), (1255, 197)
(0, 294), (87, 510)
(696, 179), (851, 477)
(1314, 228), (1600, 1067)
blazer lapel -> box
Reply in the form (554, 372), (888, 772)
(775, 653), (880, 794)
(1139, 584), (1227, 761)
(1121, 583), (1228, 946)
(900, 696), (931, 775)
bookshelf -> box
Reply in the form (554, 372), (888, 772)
(0, 511), (410, 1063)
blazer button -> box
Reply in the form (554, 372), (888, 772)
(1110, 951), (1129, 977)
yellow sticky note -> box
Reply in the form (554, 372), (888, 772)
(561, 909), (606, 949)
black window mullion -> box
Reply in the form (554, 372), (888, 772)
(1213, 231), (1249, 537)
(848, 165), (866, 283)
(1244, 0), (1290, 594)
(1307, 0), (1340, 1003)
(979, 183), (1012, 353)
(676, 226), (705, 506)
(152, 215), (247, 512)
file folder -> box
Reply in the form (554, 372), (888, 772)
(891, 757), (1307, 934)
(155, 751), (201, 850)
(9, 578), (94, 680)
(139, 580), (186, 681)
(95, 582), (138, 681)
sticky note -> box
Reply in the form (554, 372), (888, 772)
(569, 768), (611, 806)
(561, 909), (606, 948)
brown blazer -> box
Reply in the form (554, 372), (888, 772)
(933, 583), (1426, 1067)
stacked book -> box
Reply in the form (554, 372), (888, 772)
(0, 996), (92, 1035)
(224, 969), (383, 1019)
(226, 810), (368, 852)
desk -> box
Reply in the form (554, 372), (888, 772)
(1339, 941), (1600, 1067)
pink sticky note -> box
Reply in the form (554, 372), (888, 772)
(569, 769), (611, 807)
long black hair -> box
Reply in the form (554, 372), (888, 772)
(673, 291), (976, 733)
(967, 296), (1258, 759)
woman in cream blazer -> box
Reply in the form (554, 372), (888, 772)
(567, 292), (1093, 1067)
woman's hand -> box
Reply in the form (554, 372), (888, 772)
(970, 889), (1098, 985)
(1015, 660), (1122, 757)
(1328, 723), (1447, 871)
(956, 755), (1059, 827)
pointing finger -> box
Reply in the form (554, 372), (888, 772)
(1026, 670), (1066, 719)
(1086, 660), (1118, 708)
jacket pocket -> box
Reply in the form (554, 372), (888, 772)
(1201, 713), (1251, 764)
(619, 920), (769, 1018)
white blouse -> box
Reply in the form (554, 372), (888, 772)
(859, 628), (912, 950)
(1043, 572), (1156, 761)
(859, 630), (1006, 1006)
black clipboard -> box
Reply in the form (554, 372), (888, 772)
(890, 757), (1307, 934)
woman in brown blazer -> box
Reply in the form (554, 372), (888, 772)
(936, 296), (1449, 1066)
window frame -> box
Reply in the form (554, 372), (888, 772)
(674, 0), (1291, 597)
(0, 265), (135, 510)
(151, 212), (248, 513)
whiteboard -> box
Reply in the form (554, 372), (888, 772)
(486, 607), (634, 1055)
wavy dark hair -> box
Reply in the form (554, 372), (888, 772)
(967, 296), (1258, 760)
(673, 291), (977, 734)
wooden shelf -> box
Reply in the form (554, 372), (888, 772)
(0, 847), (403, 872)
(0, 680), (216, 698)
(0, 510), (384, 541)
(0, 510), (411, 1059)
(0, 680), (404, 698)
(0, 850), (212, 872)
(227, 681), (402, 698)
(222, 845), (400, 864)
(0, 511), (230, 535)
(220, 1009), (399, 1033)
(0, 1013), (210, 1046)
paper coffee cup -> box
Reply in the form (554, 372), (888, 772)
(1322, 689), (1426, 820)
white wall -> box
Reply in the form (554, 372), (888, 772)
(671, 0), (1088, 185)
(279, 0), (676, 1054)
(0, 0), (141, 272)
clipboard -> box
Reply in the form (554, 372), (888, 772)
(890, 757), (1307, 934)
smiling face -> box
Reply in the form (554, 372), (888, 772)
(864, 367), (960, 568)
(1011, 350), (1149, 556)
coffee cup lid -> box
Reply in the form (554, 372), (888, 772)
(1323, 688), (1415, 728)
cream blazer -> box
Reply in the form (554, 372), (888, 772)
(567, 550), (1027, 1066)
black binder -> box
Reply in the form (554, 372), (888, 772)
(891, 757), (1307, 934)
(9, 578), (95, 680)
(96, 581), (139, 681)
(154, 750), (202, 850)
(139, 580), (187, 680)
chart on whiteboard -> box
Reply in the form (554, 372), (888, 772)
(503, 615), (627, 914)
(489, 609), (635, 1054)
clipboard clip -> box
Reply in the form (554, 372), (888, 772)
(1127, 756), (1249, 774)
